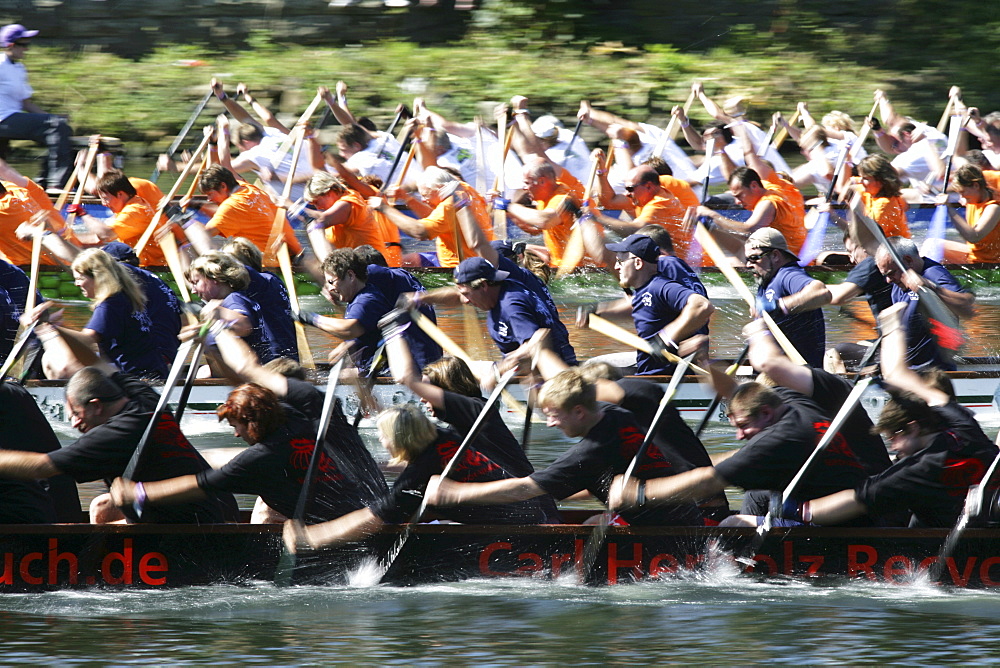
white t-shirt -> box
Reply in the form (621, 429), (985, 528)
(0, 55), (31, 121)
(240, 126), (315, 200)
(691, 122), (791, 188)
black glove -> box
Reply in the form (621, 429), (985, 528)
(648, 334), (679, 362)
(296, 310), (320, 327)
(768, 491), (803, 521)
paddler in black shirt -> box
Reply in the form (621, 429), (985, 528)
(424, 367), (703, 526)
(110, 326), (386, 523)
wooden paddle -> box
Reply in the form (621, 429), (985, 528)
(771, 109), (800, 151)
(134, 131), (213, 258)
(929, 449), (1000, 583)
(408, 307), (526, 417)
(64, 138), (101, 232)
(653, 89), (696, 158)
(579, 353), (694, 583)
(489, 110), (515, 241)
(849, 100), (881, 164)
(585, 313), (709, 376)
(381, 126), (414, 194)
(151, 89), (213, 183)
(0, 320), (39, 380)
(693, 222), (808, 365)
(924, 113), (966, 262)
(274, 356), (347, 587)
(741, 374), (877, 564)
(268, 93), (325, 175)
(560, 117), (584, 168)
(849, 192), (964, 363)
(798, 142), (851, 266)
(554, 155), (599, 280)
(378, 367), (519, 584)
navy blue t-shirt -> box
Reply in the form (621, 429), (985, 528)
(757, 263), (826, 367)
(844, 256), (894, 320)
(631, 274), (705, 375)
(86, 292), (168, 379)
(243, 266), (298, 361)
(0, 259), (33, 312)
(344, 267), (442, 374)
(657, 255), (708, 298)
(213, 291), (275, 364)
(0, 287), (15, 362)
(125, 266), (181, 363)
(889, 257), (964, 371)
(487, 279), (576, 365)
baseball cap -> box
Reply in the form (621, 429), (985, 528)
(454, 257), (509, 284)
(102, 241), (140, 266)
(531, 115), (562, 140)
(605, 234), (660, 263)
(746, 227), (796, 258)
(0, 24), (39, 47)
(490, 240), (515, 259)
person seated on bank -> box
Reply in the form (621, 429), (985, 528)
(296, 247), (442, 376)
(382, 316), (561, 521)
(694, 166), (806, 261)
(0, 342), (237, 523)
(110, 326), (386, 525)
(934, 164), (1000, 264)
(824, 154), (910, 239)
(871, 236), (974, 371)
(424, 367), (703, 526)
(577, 233), (713, 376)
(605, 359), (871, 520)
(188, 251), (276, 367)
(743, 227), (829, 368)
(30, 249), (167, 380)
(373, 166), (493, 268)
(284, 402), (560, 555)
(723, 303), (999, 529)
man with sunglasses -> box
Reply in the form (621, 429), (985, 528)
(745, 227), (828, 367)
(0, 24), (73, 190)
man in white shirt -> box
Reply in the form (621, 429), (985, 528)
(0, 24), (72, 190)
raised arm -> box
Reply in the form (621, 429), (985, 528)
(744, 319), (815, 396)
(878, 302), (950, 406)
(237, 84), (291, 133)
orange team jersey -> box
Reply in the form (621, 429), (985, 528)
(983, 170), (1000, 195)
(633, 191), (689, 257)
(966, 199), (1000, 263)
(534, 185), (575, 266)
(109, 196), (166, 266)
(659, 175), (700, 210)
(555, 166), (584, 202)
(323, 189), (384, 251)
(862, 192), (910, 238)
(371, 207), (402, 267)
(129, 178), (164, 209)
(761, 176), (806, 255)
(206, 182), (301, 260)
(421, 183), (492, 268)
(0, 185), (57, 266)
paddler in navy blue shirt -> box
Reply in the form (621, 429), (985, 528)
(595, 234), (712, 375)
(296, 247), (441, 374)
(873, 236), (974, 371)
(744, 227), (829, 368)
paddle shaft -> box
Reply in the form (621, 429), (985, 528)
(151, 90), (213, 183)
(585, 313), (709, 375)
(693, 341), (750, 438)
(382, 127), (415, 193)
(560, 118), (583, 168)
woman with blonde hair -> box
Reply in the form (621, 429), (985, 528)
(188, 250), (275, 364)
(35, 248), (166, 379)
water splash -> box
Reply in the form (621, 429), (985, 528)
(347, 557), (386, 588)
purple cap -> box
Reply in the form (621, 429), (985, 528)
(454, 257), (509, 284)
(605, 233), (660, 263)
(0, 25), (39, 47)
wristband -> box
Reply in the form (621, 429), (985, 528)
(453, 196), (472, 211)
(134, 481), (147, 516)
(513, 109), (529, 116)
(306, 221), (325, 234)
(801, 500), (812, 524)
(596, 169), (607, 175)
(217, 92), (227, 101)
(681, 121), (690, 129)
(493, 197), (510, 211)
(636, 479), (646, 508)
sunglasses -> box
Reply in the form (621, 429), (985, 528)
(746, 249), (774, 264)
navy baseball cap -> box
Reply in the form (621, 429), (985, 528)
(605, 234), (660, 263)
(490, 240), (515, 259)
(102, 241), (140, 266)
(0, 25), (38, 47)
(454, 257), (509, 284)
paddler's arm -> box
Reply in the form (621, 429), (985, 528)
(575, 296), (632, 327)
(506, 200), (564, 231)
(308, 314), (365, 341)
(608, 466), (728, 511)
(0, 451), (60, 479)
(776, 278), (831, 315)
(745, 319), (814, 396)
(901, 268), (976, 320)
(799, 489), (869, 525)
(285, 507), (385, 554)
(945, 199), (1000, 244)
(425, 475), (545, 506)
(400, 286), (462, 309)
(659, 293), (714, 345)
(878, 303), (950, 407)
(210, 327), (289, 398)
(696, 197), (777, 237)
(372, 197), (433, 239)
(385, 326), (447, 411)
(110, 476), (207, 510)
(733, 121), (774, 181)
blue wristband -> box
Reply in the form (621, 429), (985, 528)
(494, 197), (510, 211)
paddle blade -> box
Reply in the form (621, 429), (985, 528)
(917, 285), (964, 362)
(924, 204), (948, 263)
(798, 210), (830, 267)
(556, 224), (586, 279)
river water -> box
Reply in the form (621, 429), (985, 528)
(10, 159), (1000, 664)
